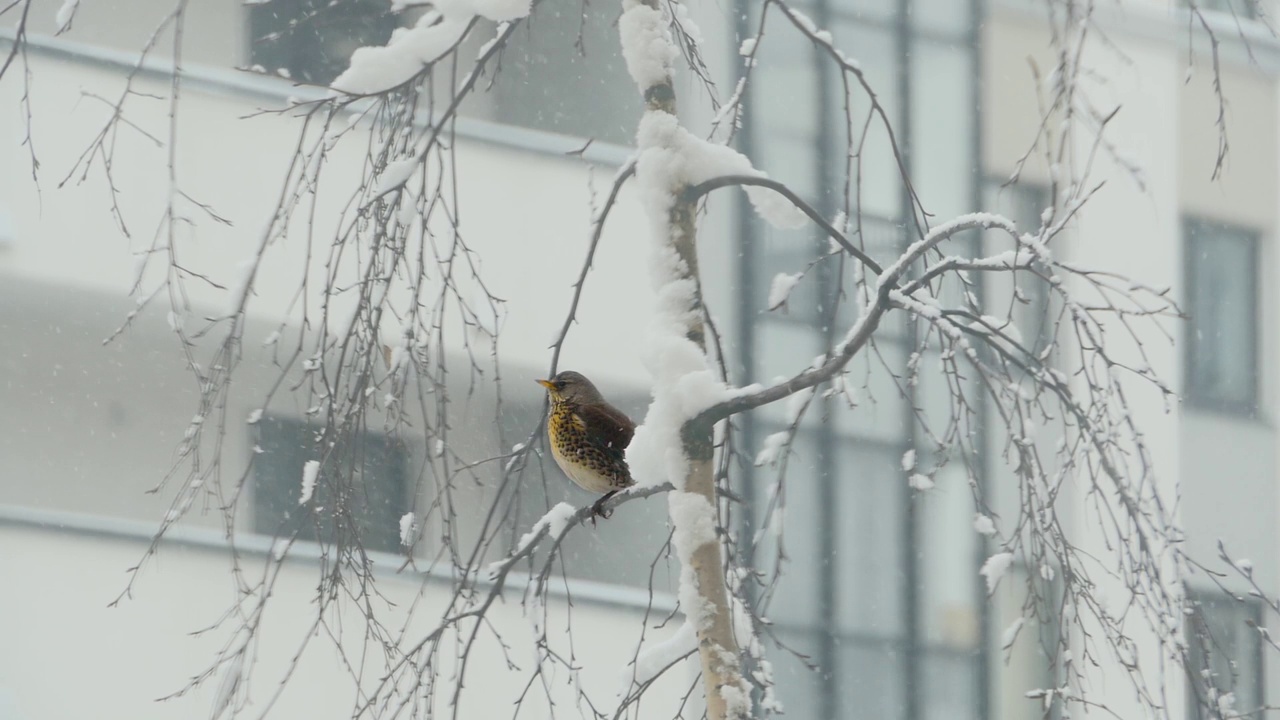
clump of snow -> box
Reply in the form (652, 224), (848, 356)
(516, 502), (576, 553)
(901, 449), (916, 472)
(621, 621), (697, 694)
(299, 460), (320, 505)
(399, 512), (416, 547)
(1236, 558), (1254, 575)
(908, 474), (934, 491)
(331, 14), (470, 95)
(669, 492), (717, 627)
(980, 552), (1014, 593)
(767, 272), (803, 311)
(246, 408), (264, 425)
(375, 158), (419, 196)
(54, 0), (79, 33)
(619, 1), (678, 93)
(1001, 616), (1025, 649)
(739, 37), (758, 56)
(973, 513), (997, 536)
(754, 431), (789, 466)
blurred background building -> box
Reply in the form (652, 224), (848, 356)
(1, 0), (1277, 718)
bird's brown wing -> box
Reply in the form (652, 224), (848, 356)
(576, 403), (635, 460)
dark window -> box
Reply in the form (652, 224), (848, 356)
(1182, 0), (1258, 20)
(253, 416), (409, 553)
(248, 0), (398, 86)
(474, 0), (641, 146)
(1185, 588), (1265, 720)
(1184, 219), (1259, 414)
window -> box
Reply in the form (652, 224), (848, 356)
(248, 0), (398, 85)
(1184, 219), (1259, 414)
(1182, 0), (1258, 20)
(253, 416), (409, 553)
(246, 0), (638, 144)
(471, 0), (641, 146)
(1185, 588), (1265, 720)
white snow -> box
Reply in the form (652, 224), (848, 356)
(901, 449), (916, 472)
(54, 0), (79, 33)
(1001, 617), (1025, 649)
(331, 14), (471, 95)
(754, 431), (789, 466)
(619, 1), (678, 92)
(624, 621), (697, 691)
(375, 158), (419, 196)
(399, 512), (416, 547)
(739, 37), (757, 56)
(299, 460), (320, 505)
(767, 272), (803, 311)
(515, 502), (576, 554)
(1236, 558), (1254, 574)
(246, 408), (263, 425)
(973, 513), (997, 536)
(908, 474), (934, 491)
(980, 552), (1015, 593)
(668, 492), (717, 628)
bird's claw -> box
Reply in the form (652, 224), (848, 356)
(587, 498), (614, 526)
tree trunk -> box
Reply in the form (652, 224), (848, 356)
(623, 2), (747, 716)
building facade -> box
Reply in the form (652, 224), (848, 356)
(1, 0), (1278, 718)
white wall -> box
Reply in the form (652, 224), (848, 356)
(0, 513), (692, 720)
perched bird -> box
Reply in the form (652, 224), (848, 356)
(536, 371), (636, 519)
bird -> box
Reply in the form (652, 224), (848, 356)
(536, 371), (636, 520)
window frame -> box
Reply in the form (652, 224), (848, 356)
(1184, 586), (1266, 720)
(1182, 217), (1262, 416)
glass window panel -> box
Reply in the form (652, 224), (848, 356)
(983, 183), (1054, 358)
(476, 2), (641, 145)
(253, 415), (408, 553)
(755, 321), (825, 408)
(1186, 588), (1265, 719)
(835, 443), (906, 635)
(919, 464), (979, 648)
(914, 348), (981, 441)
(921, 652), (980, 720)
(830, 21), (901, 219)
(832, 338), (911, 441)
(767, 629), (827, 717)
(910, 39), (975, 222)
(754, 27), (822, 139)
(751, 431), (825, 626)
(836, 638), (909, 720)
(757, 248), (828, 323)
(831, 0), (897, 24)
(755, 132), (822, 202)
(1185, 219), (1258, 413)
(249, 0), (397, 85)
(1180, 0), (1258, 20)
(911, 0), (973, 37)
(990, 565), (1058, 720)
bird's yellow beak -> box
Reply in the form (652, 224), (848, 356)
(536, 379), (556, 390)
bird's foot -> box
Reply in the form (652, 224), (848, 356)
(588, 492), (618, 526)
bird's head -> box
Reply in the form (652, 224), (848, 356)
(536, 370), (603, 405)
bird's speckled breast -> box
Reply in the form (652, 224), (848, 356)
(547, 404), (628, 494)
